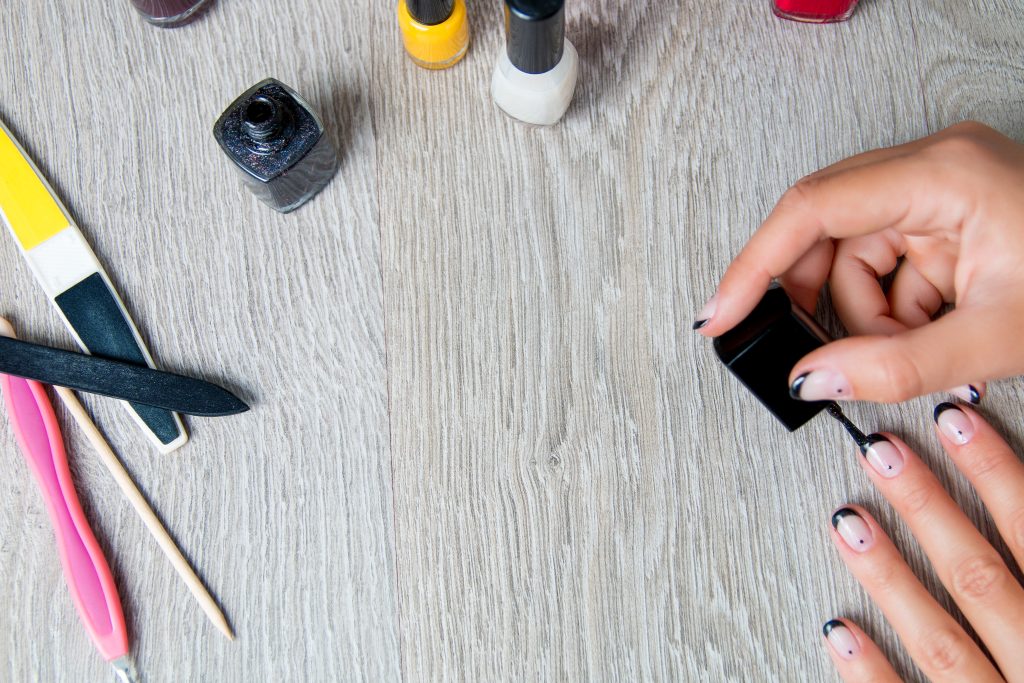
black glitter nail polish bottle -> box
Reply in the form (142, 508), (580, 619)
(213, 79), (338, 213)
(713, 285), (832, 431)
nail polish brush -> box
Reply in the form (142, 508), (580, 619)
(712, 285), (868, 445)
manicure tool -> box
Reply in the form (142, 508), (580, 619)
(2, 312), (235, 639)
(0, 335), (248, 417)
(0, 117), (185, 452)
(1, 359), (138, 681)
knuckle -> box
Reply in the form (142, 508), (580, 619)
(861, 557), (902, 595)
(778, 178), (823, 215)
(945, 120), (994, 140)
(900, 481), (937, 519)
(950, 554), (1006, 602)
(928, 125), (997, 168)
(1009, 508), (1024, 557)
(961, 447), (1005, 481)
(918, 626), (972, 673)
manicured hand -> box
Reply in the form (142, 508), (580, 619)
(822, 404), (1024, 682)
(695, 122), (1024, 404)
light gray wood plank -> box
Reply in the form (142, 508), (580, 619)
(374, 0), (1024, 681)
(0, 2), (399, 682)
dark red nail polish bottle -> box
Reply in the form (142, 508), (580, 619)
(772, 0), (859, 23)
(130, 0), (215, 27)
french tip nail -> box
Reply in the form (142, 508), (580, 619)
(968, 385), (981, 404)
(789, 373), (808, 400)
(830, 507), (857, 529)
(822, 619), (843, 637)
(933, 401), (960, 423)
(858, 433), (887, 456)
(692, 319), (708, 330)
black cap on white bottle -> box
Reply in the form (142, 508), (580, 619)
(504, 0), (565, 74)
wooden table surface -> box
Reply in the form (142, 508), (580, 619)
(1, 1), (1023, 681)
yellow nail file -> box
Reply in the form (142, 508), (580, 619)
(0, 118), (187, 453)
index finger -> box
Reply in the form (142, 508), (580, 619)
(698, 151), (967, 336)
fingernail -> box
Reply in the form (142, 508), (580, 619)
(790, 370), (853, 401)
(831, 508), (874, 552)
(692, 295), (718, 330)
(950, 384), (982, 405)
(823, 619), (860, 660)
(861, 434), (904, 478)
(934, 402), (975, 445)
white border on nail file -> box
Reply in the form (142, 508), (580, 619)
(0, 121), (188, 454)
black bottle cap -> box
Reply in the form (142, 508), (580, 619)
(407, 0), (454, 25)
(504, 0), (565, 74)
(713, 286), (832, 431)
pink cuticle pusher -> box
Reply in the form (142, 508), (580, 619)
(0, 320), (138, 682)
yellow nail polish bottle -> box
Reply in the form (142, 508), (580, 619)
(397, 0), (470, 69)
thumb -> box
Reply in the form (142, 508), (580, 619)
(788, 307), (1022, 403)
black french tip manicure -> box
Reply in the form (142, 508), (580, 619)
(968, 385), (981, 404)
(789, 372), (809, 399)
(934, 402), (961, 423)
(692, 319), (708, 330)
(822, 619), (844, 637)
(831, 507), (859, 530)
(859, 433), (889, 456)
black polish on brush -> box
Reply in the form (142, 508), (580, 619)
(934, 401), (961, 423)
(859, 433), (889, 457)
(825, 402), (871, 450)
(831, 507), (860, 530)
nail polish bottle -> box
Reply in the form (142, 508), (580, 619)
(713, 286), (832, 431)
(213, 79), (338, 214)
(130, 0), (214, 27)
(397, 0), (470, 69)
(491, 0), (579, 126)
(772, 0), (859, 23)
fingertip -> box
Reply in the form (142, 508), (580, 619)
(822, 618), (862, 661)
(949, 383), (985, 405)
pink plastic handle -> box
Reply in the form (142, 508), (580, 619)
(1, 375), (128, 662)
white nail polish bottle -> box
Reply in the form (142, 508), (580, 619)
(491, 0), (578, 126)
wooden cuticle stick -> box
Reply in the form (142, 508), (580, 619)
(0, 316), (234, 641)
(54, 385), (236, 641)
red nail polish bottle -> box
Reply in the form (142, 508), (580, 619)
(772, 0), (859, 23)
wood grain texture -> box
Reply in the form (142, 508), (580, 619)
(1, 0), (1023, 681)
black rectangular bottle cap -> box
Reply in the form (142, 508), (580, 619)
(713, 286), (832, 431)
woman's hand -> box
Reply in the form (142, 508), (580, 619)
(822, 404), (1024, 682)
(695, 122), (1024, 404)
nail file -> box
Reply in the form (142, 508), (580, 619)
(0, 336), (249, 417)
(0, 118), (187, 453)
